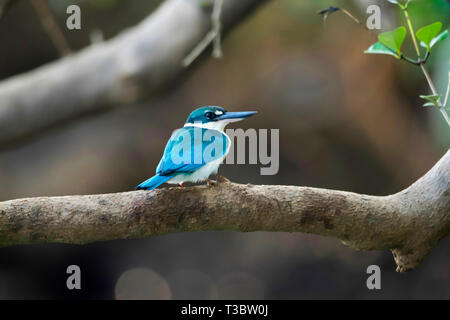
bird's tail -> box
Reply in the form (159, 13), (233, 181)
(136, 174), (173, 190)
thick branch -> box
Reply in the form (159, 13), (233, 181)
(0, 0), (267, 145)
(0, 151), (449, 272)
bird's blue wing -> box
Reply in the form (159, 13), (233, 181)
(156, 126), (229, 176)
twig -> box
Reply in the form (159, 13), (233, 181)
(320, 4), (450, 126)
(318, 6), (375, 37)
(400, 54), (421, 66)
(212, 0), (223, 58)
(30, 0), (72, 57)
(182, 0), (224, 67)
(182, 29), (218, 67)
(319, 6), (424, 67)
(401, 6), (450, 126)
(443, 72), (450, 107)
(340, 8), (363, 28)
(403, 8), (420, 56)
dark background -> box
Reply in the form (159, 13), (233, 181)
(0, 0), (449, 299)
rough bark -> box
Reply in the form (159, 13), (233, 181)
(0, 150), (448, 273)
(0, 0), (267, 145)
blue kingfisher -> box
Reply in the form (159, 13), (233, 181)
(136, 106), (256, 190)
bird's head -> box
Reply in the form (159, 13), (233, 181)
(185, 106), (257, 130)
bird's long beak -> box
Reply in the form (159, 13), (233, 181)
(216, 111), (257, 122)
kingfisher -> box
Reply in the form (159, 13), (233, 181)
(136, 106), (257, 190)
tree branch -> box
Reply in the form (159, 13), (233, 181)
(0, 150), (448, 273)
(0, 0), (268, 146)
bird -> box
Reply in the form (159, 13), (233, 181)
(136, 106), (257, 191)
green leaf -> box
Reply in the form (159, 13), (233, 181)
(378, 27), (407, 55)
(431, 30), (449, 48)
(420, 94), (441, 100)
(420, 94), (441, 107)
(420, 30), (448, 50)
(419, 94), (441, 100)
(364, 42), (400, 58)
(416, 22), (442, 51)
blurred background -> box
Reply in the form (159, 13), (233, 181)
(0, 0), (449, 299)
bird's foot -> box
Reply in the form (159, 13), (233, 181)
(179, 182), (184, 188)
(206, 179), (216, 187)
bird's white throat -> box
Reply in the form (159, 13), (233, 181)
(184, 119), (242, 132)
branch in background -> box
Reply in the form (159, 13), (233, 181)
(182, 0), (224, 66)
(0, 150), (449, 273)
(0, 0), (268, 146)
(211, 0), (223, 58)
(30, 0), (72, 57)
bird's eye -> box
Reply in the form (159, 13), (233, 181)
(205, 112), (215, 119)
